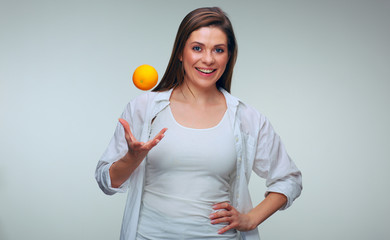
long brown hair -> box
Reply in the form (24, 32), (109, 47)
(153, 7), (237, 93)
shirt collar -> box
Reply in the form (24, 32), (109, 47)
(151, 89), (172, 118)
(152, 88), (241, 118)
(154, 88), (173, 102)
(220, 88), (240, 108)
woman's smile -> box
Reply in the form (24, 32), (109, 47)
(196, 67), (217, 74)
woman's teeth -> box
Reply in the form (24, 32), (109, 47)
(196, 68), (215, 74)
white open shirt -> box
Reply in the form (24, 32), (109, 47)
(95, 88), (302, 240)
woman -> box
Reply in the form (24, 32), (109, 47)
(96, 7), (302, 240)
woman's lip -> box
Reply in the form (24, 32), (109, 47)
(195, 67), (216, 74)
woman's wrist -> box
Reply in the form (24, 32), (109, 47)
(238, 212), (258, 231)
(109, 152), (141, 188)
(247, 192), (288, 228)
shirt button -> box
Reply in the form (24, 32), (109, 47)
(238, 157), (242, 162)
(235, 136), (239, 142)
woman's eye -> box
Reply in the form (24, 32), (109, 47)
(215, 48), (224, 53)
(192, 46), (201, 51)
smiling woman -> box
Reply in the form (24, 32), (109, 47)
(95, 7), (302, 240)
(153, 7), (237, 93)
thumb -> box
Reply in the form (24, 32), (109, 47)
(118, 118), (132, 141)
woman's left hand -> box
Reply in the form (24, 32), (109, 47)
(209, 202), (257, 234)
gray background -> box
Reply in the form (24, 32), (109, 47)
(1, 0), (389, 239)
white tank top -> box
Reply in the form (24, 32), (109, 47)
(136, 105), (237, 239)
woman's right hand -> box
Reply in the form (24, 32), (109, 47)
(119, 118), (167, 163)
(109, 118), (167, 188)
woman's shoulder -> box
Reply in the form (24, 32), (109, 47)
(123, 90), (171, 114)
(239, 101), (267, 129)
(223, 90), (264, 122)
(130, 91), (157, 102)
(128, 90), (170, 105)
(226, 93), (268, 131)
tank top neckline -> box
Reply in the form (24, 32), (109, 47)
(167, 105), (228, 131)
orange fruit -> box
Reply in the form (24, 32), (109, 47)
(132, 64), (158, 91)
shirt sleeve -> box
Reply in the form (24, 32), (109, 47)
(95, 102), (133, 195)
(252, 115), (302, 210)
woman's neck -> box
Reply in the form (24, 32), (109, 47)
(173, 82), (223, 105)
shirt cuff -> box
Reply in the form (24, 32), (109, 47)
(265, 179), (302, 210)
(101, 162), (129, 195)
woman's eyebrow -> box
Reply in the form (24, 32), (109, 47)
(214, 43), (227, 48)
(190, 41), (227, 47)
(190, 41), (205, 46)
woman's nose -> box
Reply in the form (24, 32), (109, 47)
(202, 51), (215, 65)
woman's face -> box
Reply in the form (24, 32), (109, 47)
(180, 26), (229, 91)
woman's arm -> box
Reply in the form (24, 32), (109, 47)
(246, 192), (287, 228)
(109, 151), (145, 188)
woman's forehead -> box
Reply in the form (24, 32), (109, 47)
(186, 26), (227, 46)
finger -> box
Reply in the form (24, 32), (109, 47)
(209, 210), (232, 220)
(225, 204), (233, 211)
(153, 128), (168, 141)
(218, 224), (235, 234)
(144, 128), (168, 149)
(210, 216), (231, 225)
(118, 118), (136, 142)
(213, 202), (233, 211)
(143, 138), (161, 150)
